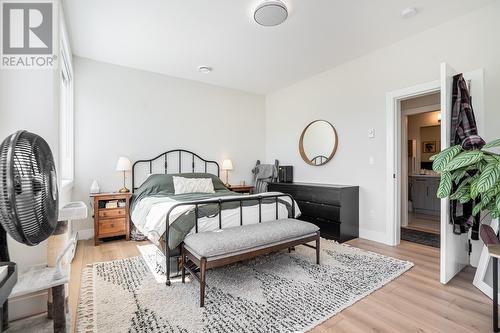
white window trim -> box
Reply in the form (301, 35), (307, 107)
(59, 15), (74, 184)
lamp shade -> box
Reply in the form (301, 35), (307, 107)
(222, 159), (233, 170)
(116, 157), (132, 171)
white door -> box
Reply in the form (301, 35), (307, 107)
(439, 63), (484, 283)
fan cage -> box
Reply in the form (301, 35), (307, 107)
(0, 131), (58, 245)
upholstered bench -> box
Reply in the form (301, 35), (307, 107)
(180, 218), (320, 306)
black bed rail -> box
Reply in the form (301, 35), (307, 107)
(131, 149), (220, 192)
(164, 193), (295, 285)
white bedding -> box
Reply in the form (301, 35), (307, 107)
(130, 191), (301, 246)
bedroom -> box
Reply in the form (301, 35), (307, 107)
(1, 0), (500, 332)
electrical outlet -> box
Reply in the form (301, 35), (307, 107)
(368, 128), (375, 138)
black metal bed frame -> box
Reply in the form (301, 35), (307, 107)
(130, 149), (297, 286)
(132, 149), (220, 192)
(163, 193), (295, 285)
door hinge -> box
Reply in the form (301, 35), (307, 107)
(393, 173), (396, 179)
(468, 239), (472, 255)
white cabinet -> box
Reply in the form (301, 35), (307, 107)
(410, 176), (440, 216)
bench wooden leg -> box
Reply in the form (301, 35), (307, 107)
(288, 247), (291, 253)
(200, 258), (207, 307)
(52, 285), (66, 333)
(316, 235), (320, 265)
(181, 244), (186, 284)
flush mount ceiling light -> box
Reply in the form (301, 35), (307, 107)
(198, 66), (212, 73)
(254, 0), (288, 27)
(401, 7), (418, 19)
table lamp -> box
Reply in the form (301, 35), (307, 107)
(221, 159), (233, 187)
(116, 157), (132, 193)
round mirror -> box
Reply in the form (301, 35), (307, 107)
(299, 120), (338, 166)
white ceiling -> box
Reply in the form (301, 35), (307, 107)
(63, 0), (493, 94)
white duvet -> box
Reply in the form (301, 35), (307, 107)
(130, 192), (301, 246)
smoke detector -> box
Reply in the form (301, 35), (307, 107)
(254, 1), (288, 27)
(198, 66), (212, 73)
(401, 7), (418, 19)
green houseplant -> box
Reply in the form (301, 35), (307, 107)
(431, 138), (500, 219)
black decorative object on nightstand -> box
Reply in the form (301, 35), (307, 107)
(268, 182), (359, 242)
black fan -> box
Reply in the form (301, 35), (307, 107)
(0, 130), (59, 330)
(0, 130), (58, 245)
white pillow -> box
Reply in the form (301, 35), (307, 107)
(172, 176), (215, 194)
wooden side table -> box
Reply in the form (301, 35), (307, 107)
(9, 265), (67, 333)
(227, 184), (254, 194)
(91, 192), (132, 246)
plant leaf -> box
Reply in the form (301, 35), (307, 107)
(450, 179), (471, 200)
(470, 174), (480, 200)
(459, 192), (471, 204)
(478, 160), (488, 172)
(477, 162), (500, 193)
(488, 199), (497, 211)
(437, 171), (453, 198)
(481, 191), (494, 207)
(484, 138), (500, 149)
(484, 154), (500, 164)
(444, 150), (484, 172)
(452, 168), (467, 184)
(473, 200), (487, 216)
(496, 194), (500, 213)
(486, 180), (500, 197)
(432, 145), (461, 172)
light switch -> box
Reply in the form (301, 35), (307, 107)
(369, 156), (375, 165)
(368, 128), (375, 138)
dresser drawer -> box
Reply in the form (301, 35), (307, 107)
(299, 216), (341, 241)
(269, 184), (310, 201)
(310, 187), (341, 206)
(98, 208), (126, 219)
(99, 218), (126, 235)
(297, 200), (340, 222)
(269, 184), (340, 205)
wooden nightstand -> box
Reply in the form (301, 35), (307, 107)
(227, 184), (254, 194)
(90, 192), (132, 246)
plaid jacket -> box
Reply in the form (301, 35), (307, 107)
(450, 74), (485, 238)
(451, 74), (485, 149)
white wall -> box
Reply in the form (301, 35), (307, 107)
(265, 2), (500, 243)
(407, 111), (441, 168)
(0, 69), (59, 270)
(73, 57), (266, 231)
(0, 2), (73, 319)
(0, 68), (60, 319)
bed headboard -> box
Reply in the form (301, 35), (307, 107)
(132, 149), (220, 192)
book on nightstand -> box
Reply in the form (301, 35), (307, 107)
(105, 200), (118, 209)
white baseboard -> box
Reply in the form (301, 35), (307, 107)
(359, 228), (390, 245)
(77, 228), (94, 240)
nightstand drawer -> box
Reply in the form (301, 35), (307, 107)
(99, 218), (126, 235)
(98, 208), (126, 219)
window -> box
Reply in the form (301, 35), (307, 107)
(60, 26), (74, 183)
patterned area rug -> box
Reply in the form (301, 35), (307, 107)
(77, 240), (413, 333)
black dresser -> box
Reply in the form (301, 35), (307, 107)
(268, 182), (359, 242)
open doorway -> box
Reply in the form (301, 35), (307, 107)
(400, 93), (441, 247)
(387, 64), (484, 284)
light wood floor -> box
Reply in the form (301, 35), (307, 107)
(69, 238), (493, 333)
(404, 213), (440, 234)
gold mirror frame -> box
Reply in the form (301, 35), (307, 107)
(299, 120), (338, 166)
